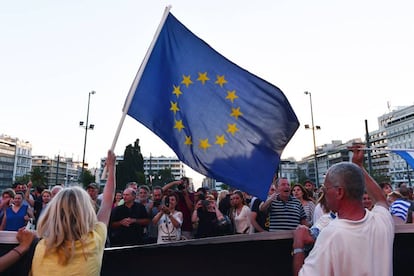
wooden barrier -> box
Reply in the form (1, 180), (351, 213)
(1, 225), (413, 275)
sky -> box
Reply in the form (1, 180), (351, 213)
(1, 1), (413, 186)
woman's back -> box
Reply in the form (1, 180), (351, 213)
(31, 222), (107, 275)
(30, 150), (116, 276)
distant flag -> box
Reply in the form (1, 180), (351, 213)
(123, 7), (299, 200)
(391, 150), (414, 170)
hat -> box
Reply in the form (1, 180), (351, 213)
(86, 183), (99, 190)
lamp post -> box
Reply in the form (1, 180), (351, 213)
(80, 91), (96, 179)
(304, 91), (320, 188)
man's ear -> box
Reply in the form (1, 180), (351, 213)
(336, 186), (345, 200)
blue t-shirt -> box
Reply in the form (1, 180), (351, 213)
(5, 205), (28, 231)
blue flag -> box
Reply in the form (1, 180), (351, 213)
(391, 150), (414, 170)
(126, 12), (299, 199)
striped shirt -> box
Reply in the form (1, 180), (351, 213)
(389, 199), (411, 222)
(268, 195), (307, 231)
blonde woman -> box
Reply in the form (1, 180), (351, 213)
(31, 150), (116, 276)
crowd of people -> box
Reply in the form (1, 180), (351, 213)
(0, 146), (412, 274)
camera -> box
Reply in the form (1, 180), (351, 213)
(201, 200), (210, 209)
(164, 196), (170, 207)
(177, 183), (185, 190)
(153, 200), (161, 207)
(198, 193), (206, 200)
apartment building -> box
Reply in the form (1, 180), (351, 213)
(31, 155), (83, 187)
(375, 105), (414, 186)
(0, 135), (32, 189)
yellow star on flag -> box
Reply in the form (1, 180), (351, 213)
(227, 123), (239, 136)
(226, 90), (238, 103)
(181, 75), (193, 88)
(172, 85), (183, 97)
(184, 136), (192, 145)
(215, 75), (227, 87)
(215, 135), (228, 147)
(197, 72), (209, 85)
(230, 107), (243, 119)
(174, 120), (185, 132)
(170, 101), (180, 114)
(199, 138), (211, 150)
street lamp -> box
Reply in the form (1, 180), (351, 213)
(304, 91), (321, 188)
(80, 90), (96, 177)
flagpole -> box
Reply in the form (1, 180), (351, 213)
(102, 5), (172, 179)
(355, 148), (414, 152)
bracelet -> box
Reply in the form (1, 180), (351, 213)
(12, 248), (22, 257)
(291, 248), (305, 256)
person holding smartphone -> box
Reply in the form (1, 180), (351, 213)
(152, 192), (183, 244)
(162, 177), (195, 240)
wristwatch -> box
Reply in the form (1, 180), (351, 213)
(291, 248), (305, 256)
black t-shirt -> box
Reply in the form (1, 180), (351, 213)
(219, 194), (231, 216)
(109, 202), (149, 246)
(195, 207), (219, 238)
(250, 197), (269, 232)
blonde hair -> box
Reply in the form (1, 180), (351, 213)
(36, 186), (98, 265)
(41, 189), (51, 197)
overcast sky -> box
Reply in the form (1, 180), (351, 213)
(1, 1), (413, 186)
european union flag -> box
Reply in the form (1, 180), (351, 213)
(126, 12), (299, 200)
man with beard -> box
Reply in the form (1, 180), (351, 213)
(260, 177), (307, 231)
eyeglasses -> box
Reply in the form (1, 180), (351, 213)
(320, 185), (339, 193)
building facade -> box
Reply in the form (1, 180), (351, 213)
(31, 155), (82, 187)
(297, 139), (361, 187)
(98, 155), (186, 187)
(374, 105), (414, 187)
(0, 135), (32, 190)
(143, 155), (185, 182)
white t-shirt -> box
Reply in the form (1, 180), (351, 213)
(232, 205), (252, 234)
(312, 203), (327, 224)
(300, 205), (394, 276)
(157, 211), (183, 244)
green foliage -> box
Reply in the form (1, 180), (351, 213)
(80, 169), (96, 188)
(149, 168), (175, 188)
(15, 174), (31, 185)
(136, 171), (146, 187)
(116, 139), (145, 190)
(217, 182), (229, 191)
(371, 170), (391, 184)
(30, 167), (47, 186)
(294, 168), (308, 184)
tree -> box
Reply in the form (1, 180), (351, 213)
(15, 174), (31, 185)
(150, 168), (175, 188)
(216, 182), (229, 191)
(294, 167), (308, 184)
(80, 169), (96, 188)
(371, 169), (391, 184)
(30, 167), (47, 187)
(116, 139), (145, 190)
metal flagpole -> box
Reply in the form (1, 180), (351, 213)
(101, 5), (172, 179)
